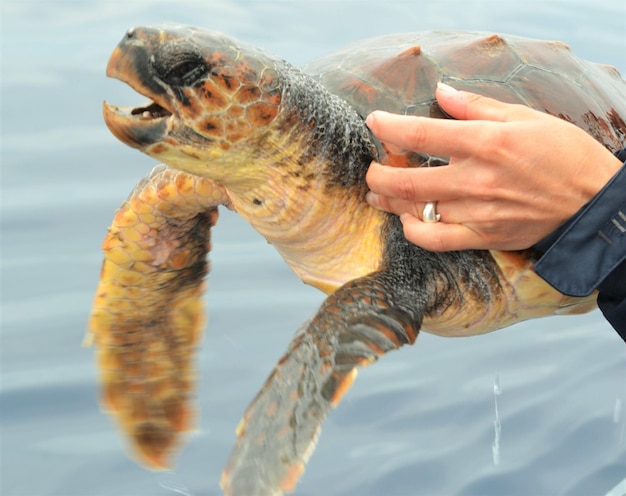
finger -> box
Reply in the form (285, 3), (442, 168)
(365, 191), (424, 218)
(366, 110), (492, 158)
(366, 192), (460, 226)
(366, 161), (462, 202)
(367, 191), (488, 228)
(435, 82), (534, 122)
(399, 213), (486, 252)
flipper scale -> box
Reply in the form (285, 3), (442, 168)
(88, 165), (228, 469)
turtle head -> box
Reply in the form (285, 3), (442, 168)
(103, 25), (283, 180)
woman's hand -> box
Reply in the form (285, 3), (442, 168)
(365, 83), (622, 251)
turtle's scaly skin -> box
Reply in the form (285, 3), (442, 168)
(90, 26), (625, 494)
(88, 166), (224, 467)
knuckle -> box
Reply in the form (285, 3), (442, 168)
(500, 102), (525, 121)
(471, 169), (499, 201)
(405, 120), (429, 148)
(393, 174), (419, 201)
(406, 224), (446, 251)
(464, 92), (485, 106)
(490, 124), (519, 153)
(481, 201), (502, 221)
(426, 234), (448, 252)
(472, 175), (490, 196)
(476, 126), (504, 155)
(474, 202), (506, 235)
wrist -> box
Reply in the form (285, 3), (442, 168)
(580, 147), (624, 202)
(534, 157), (626, 296)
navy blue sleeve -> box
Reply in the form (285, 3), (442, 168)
(534, 148), (626, 341)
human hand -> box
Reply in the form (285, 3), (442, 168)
(365, 83), (623, 251)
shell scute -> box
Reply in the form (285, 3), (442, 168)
(367, 44), (439, 106)
(513, 38), (582, 76)
(305, 31), (626, 155)
(435, 35), (522, 81)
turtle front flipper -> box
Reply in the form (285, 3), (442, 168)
(221, 269), (424, 495)
(87, 164), (229, 469)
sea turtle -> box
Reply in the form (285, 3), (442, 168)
(88, 25), (626, 495)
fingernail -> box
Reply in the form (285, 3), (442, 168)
(365, 191), (380, 208)
(437, 81), (458, 93)
(366, 110), (390, 128)
(399, 212), (418, 223)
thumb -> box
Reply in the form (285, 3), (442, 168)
(435, 82), (528, 122)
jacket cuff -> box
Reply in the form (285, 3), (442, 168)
(534, 153), (626, 297)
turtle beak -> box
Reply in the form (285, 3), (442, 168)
(102, 101), (171, 149)
(103, 31), (174, 149)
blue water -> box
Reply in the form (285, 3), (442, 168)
(2, 1), (625, 495)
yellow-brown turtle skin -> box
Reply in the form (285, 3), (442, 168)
(90, 25), (625, 495)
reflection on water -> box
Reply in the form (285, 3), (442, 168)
(157, 474), (196, 496)
(2, 1), (625, 495)
(492, 373), (502, 466)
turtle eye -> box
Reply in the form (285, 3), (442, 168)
(153, 43), (208, 87)
(165, 58), (207, 86)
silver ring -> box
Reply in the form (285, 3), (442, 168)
(423, 201), (441, 223)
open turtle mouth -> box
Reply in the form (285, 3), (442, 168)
(103, 44), (176, 149)
(103, 99), (173, 149)
(130, 101), (173, 120)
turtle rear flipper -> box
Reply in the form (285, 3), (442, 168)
(221, 269), (423, 495)
(88, 165), (229, 469)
